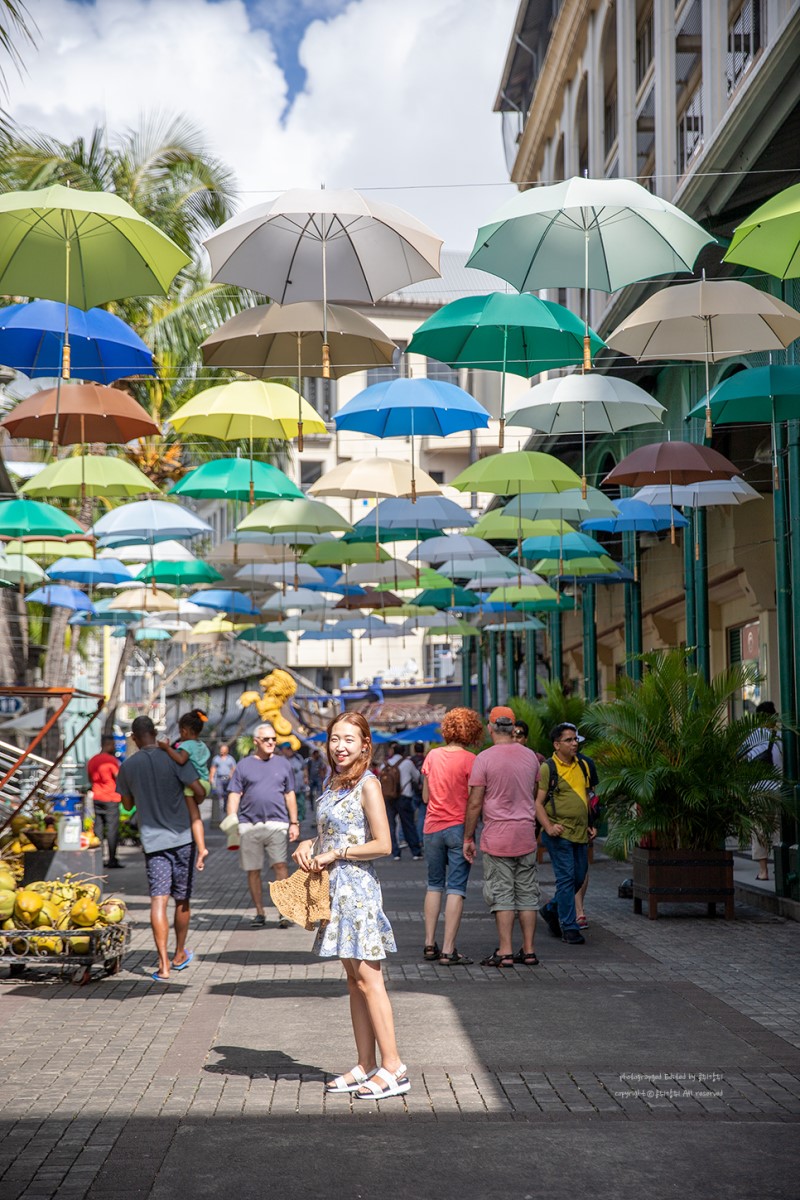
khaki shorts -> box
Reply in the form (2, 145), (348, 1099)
(482, 851), (540, 912)
(238, 821), (290, 872)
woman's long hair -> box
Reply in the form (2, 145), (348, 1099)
(326, 712), (373, 791)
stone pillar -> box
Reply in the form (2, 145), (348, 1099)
(587, 8), (605, 176)
(616, 0), (638, 177)
(654, 0), (677, 198)
(702, 0), (729, 142)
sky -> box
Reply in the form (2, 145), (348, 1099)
(5, 0), (519, 253)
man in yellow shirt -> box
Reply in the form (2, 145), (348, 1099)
(534, 723), (596, 945)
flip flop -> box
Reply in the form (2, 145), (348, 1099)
(151, 972), (170, 983)
(172, 950), (194, 971)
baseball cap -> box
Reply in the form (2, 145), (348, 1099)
(489, 706), (516, 727)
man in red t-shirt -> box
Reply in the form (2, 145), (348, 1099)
(87, 736), (123, 868)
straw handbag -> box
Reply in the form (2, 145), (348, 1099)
(269, 868), (331, 930)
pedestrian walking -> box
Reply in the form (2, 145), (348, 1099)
(87, 735), (123, 869)
(463, 706), (541, 968)
(157, 709), (212, 800)
(209, 743), (237, 824)
(115, 716), (208, 982)
(293, 712), (409, 1100)
(420, 707), (484, 966)
(745, 700), (783, 881)
(280, 741), (309, 822)
(535, 723), (598, 945)
(382, 745), (423, 860)
(411, 740), (426, 840)
(307, 748), (325, 805)
(226, 723), (299, 927)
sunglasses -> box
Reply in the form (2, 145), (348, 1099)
(257, 735), (277, 743)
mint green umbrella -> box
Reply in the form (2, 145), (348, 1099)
(169, 457), (303, 506)
(139, 560), (224, 587)
(0, 498), (84, 538)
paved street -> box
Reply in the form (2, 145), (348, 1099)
(2, 831), (799, 1200)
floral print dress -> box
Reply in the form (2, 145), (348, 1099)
(313, 771), (396, 961)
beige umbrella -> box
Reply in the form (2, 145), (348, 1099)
(607, 279), (800, 435)
(107, 587), (178, 613)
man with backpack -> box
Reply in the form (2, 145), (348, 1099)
(535, 722), (599, 946)
(381, 745), (423, 860)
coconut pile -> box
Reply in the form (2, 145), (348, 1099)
(0, 867), (127, 956)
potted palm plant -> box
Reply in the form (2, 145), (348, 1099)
(583, 650), (786, 919)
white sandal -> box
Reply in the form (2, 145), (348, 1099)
(355, 1064), (410, 1100)
(325, 1065), (377, 1094)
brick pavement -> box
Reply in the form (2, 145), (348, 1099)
(1, 832), (799, 1199)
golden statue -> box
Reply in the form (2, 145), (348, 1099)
(239, 669), (300, 750)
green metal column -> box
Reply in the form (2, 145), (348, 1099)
(550, 610), (563, 686)
(475, 634), (486, 716)
(683, 509), (697, 667)
(582, 583), (598, 700)
(461, 639), (472, 708)
(504, 630), (515, 700)
(525, 628), (537, 699)
(773, 423), (796, 785)
(694, 507), (710, 680)
(629, 567), (643, 680)
(786, 420), (800, 852)
(488, 631), (499, 708)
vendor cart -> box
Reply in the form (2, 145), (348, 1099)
(1, 923), (131, 985)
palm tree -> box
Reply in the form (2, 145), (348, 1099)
(0, 1), (37, 137)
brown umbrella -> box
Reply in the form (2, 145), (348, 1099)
(335, 588), (404, 611)
(604, 441), (739, 542)
(0, 383), (159, 445)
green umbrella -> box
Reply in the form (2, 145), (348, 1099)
(169, 457), (303, 506)
(0, 552), (46, 587)
(468, 513), (572, 542)
(514, 595), (576, 613)
(416, 587), (480, 609)
(302, 541), (391, 567)
(533, 555), (619, 576)
(422, 617), (478, 636)
(138, 560), (224, 587)
(487, 583), (561, 605)
(724, 182), (800, 279)
(374, 568), (454, 592)
(238, 498), (353, 536)
(20, 454), (158, 500)
(235, 628), (290, 643)
(503, 488), (620, 522)
(0, 498), (84, 538)
(406, 291), (605, 444)
(451, 451), (581, 496)
(5, 537), (95, 561)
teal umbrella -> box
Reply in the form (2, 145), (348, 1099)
(416, 587), (480, 609)
(169, 457), (303, 506)
(0, 498), (84, 538)
(407, 292), (605, 444)
(139, 560), (224, 587)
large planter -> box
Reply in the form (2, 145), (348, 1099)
(632, 846), (735, 920)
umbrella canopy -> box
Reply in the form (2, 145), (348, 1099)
(101, 540), (196, 564)
(201, 300), (396, 379)
(632, 478), (761, 507)
(415, 615), (477, 636)
(468, 513), (569, 542)
(169, 380), (326, 443)
(534, 555), (621, 577)
(309, 456), (442, 501)
(450, 451), (582, 496)
(604, 442), (739, 488)
(345, 560), (418, 587)
(69, 610), (138, 628)
(686, 365), (800, 425)
(5, 536), (94, 561)
(335, 377), (489, 438)
(346, 496), (475, 540)
(204, 187), (442, 306)
(0, 184), (189, 309)
(0, 382), (160, 444)
(415, 587), (481, 609)
(0, 300), (155, 384)
(238, 498), (353, 536)
(187, 589), (260, 617)
(410, 535), (502, 563)
(723, 181), (800, 279)
(302, 541), (391, 567)
(139, 560), (223, 587)
(47, 556), (133, 585)
(107, 587), (178, 613)
(440, 556), (525, 580)
(503, 488), (619, 521)
(92, 500), (212, 547)
(261, 588), (328, 612)
(169, 458), (303, 503)
(26, 584), (94, 612)
(465, 569), (543, 590)
(299, 627), (352, 642)
(0, 553), (47, 586)
(0, 498), (84, 538)
(233, 562), (326, 587)
(521, 532), (607, 559)
(235, 627), (290, 643)
(581, 498), (688, 533)
(467, 175), (714, 294)
(335, 615), (405, 638)
(334, 588), (404, 610)
(374, 568), (454, 592)
(483, 617), (545, 633)
(21, 454), (157, 499)
(487, 583), (561, 605)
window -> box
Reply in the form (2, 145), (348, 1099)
(425, 358), (459, 387)
(728, 621), (762, 718)
(636, 8), (654, 90)
(677, 85), (703, 176)
(727, 0), (762, 95)
(300, 460), (323, 489)
(428, 470), (445, 485)
(366, 343), (407, 388)
(302, 376), (336, 424)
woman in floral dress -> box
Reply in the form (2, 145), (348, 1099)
(293, 712), (410, 1100)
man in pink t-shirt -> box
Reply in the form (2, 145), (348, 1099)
(464, 707), (541, 968)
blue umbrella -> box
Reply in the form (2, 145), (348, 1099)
(300, 627), (353, 641)
(393, 723), (442, 744)
(305, 567), (366, 597)
(345, 496), (476, 544)
(92, 500), (211, 548)
(187, 589), (260, 616)
(26, 585), (94, 612)
(69, 610), (139, 627)
(0, 300), (155, 384)
(334, 378), (490, 500)
(47, 556), (134, 585)
(580, 498), (688, 533)
(573, 566), (635, 584)
(520, 532), (608, 559)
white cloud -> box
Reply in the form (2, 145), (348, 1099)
(7, 0), (517, 251)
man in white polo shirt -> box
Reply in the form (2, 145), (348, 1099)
(226, 723), (299, 927)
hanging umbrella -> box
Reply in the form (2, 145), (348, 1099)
(415, 615), (477, 636)
(606, 279), (800, 435)
(415, 587), (481, 609)
(521, 532), (607, 560)
(261, 588), (328, 612)
(723, 181), (800, 279)
(169, 458), (303, 504)
(201, 301), (396, 451)
(47, 557), (133, 585)
(107, 587), (178, 613)
(101, 540), (197, 564)
(389, 604), (439, 618)
(0, 382), (160, 444)
(310, 457), (442, 500)
(236, 627), (290, 643)
(233, 562), (326, 588)
(334, 378), (490, 499)
(299, 627), (352, 642)
(302, 541), (391, 568)
(204, 186), (442, 384)
(465, 569), (543, 590)
(345, 496), (475, 544)
(238, 498), (353, 536)
(632, 478), (761, 508)
(344, 560), (418, 587)
(334, 588), (404, 611)
(0, 300), (155, 384)
(487, 583), (561, 606)
(26, 585), (94, 613)
(20, 454), (157, 501)
(468, 513), (571, 542)
(503, 488), (619, 522)
(373, 568), (454, 592)
(0, 553), (47, 587)
(406, 291), (606, 444)
(139, 560), (223, 587)
(5, 535), (94, 561)
(467, 174), (714, 368)
(0, 498), (84, 538)
(69, 610), (139, 629)
(410, 535), (502, 564)
(484, 617), (545, 633)
(450, 450), (581, 496)
(92, 500), (212, 547)
(439, 556), (525, 580)
(114, 626), (173, 642)
(506, 374), (665, 495)
(533, 554), (620, 576)
(581, 499), (688, 533)
(187, 589), (260, 617)
(336, 615), (405, 638)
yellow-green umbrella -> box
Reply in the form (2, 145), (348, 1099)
(21, 455), (157, 500)
(5, 537), (95, 562)
(169, 380), (326, 446)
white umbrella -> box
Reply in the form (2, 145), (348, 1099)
(261, 588), (330, 612)
(234, 563), (325, 587)
(632, 478), (761, 507)
(503, 489), (620, 522)
(465, 569), (544, 590)
(345, 560), (419, 587)
(410, 536), (502, 564)
(99, 540), (197, 564)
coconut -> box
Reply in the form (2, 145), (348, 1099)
(70, 897), (100, 928)
(2, 916), (15, 930)
(98, 899), (126, 925)
(31, 930), (63, 955)
(0, 872), (16, 893)
(14, 890), (44, 927)
(35, 900), (62, 927)
(77, 883), (101, 904)
(69, 935), (91, 954)
(0, 891), (15, 920)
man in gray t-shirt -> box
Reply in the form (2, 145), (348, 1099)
(116, 716), (208, 981)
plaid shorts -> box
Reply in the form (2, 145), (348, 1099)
(145, 842), (196, 901)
